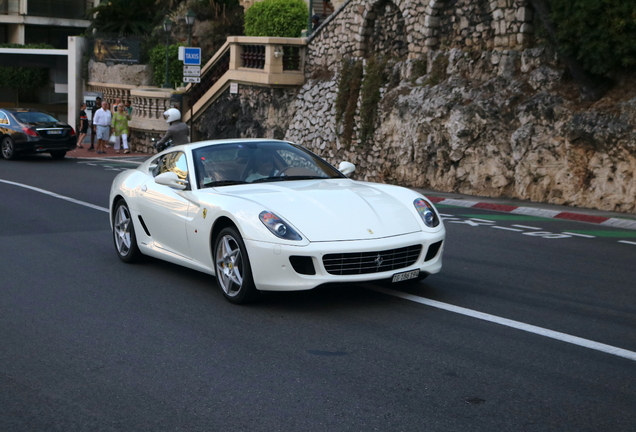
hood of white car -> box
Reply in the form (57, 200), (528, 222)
(215, 179), (423, 241)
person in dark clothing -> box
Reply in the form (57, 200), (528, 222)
(89, 96), (102, 151)
(154, 108), (190, 151)
(77, 103), (88, 148)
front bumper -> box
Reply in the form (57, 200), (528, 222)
(245, 230), (445, 291)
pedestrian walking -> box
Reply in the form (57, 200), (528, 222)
(112, 104), (131, 154)
(92, 101), (112, 154)
(77, 103), (88, 148)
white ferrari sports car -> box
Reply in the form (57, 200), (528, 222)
(109, 139), (445, 303)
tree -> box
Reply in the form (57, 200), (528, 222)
(88, 0), (161, 36)
(529, 0), (636, 101)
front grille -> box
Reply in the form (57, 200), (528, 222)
(323, 245), (422, 276)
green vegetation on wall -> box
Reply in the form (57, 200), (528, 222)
(149, 44), (184, 88)
(0, 43), (53, 105)
(335, 58), (363, 147)
(549, 0), (636, 76)
(359, 56), (388, 145)
(244, 0), (308, 37)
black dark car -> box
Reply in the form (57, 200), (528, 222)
(0, 108), (77, 160)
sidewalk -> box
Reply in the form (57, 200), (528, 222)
(67, 143), (152, 158)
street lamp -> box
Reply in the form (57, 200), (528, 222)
(162, 17), (174, 89)
(185, 9), (195, 47)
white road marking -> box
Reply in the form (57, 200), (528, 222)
(563, 232), (596, 238)
(470, 218), (496, 223)
(513, 224), (542, 230)
(522, 231), (571, 239)
(492, 226), (523, 232)
(511, 207), (561, 218)
(369, 286), (636, 362)
(439, 213), (454, 217)
(0, 179), (109, 213)
(618, 240), (636, 246)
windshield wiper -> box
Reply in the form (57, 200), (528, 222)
(204, 180), (246, 187)
(252, 175), (326, 183)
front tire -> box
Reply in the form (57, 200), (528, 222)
(50, 150), (66, 159)
(214, 227), (258, 304)
(1, 137), (17, 160)
(113, 200), (142, 263)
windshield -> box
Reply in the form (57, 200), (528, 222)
(13, 111), (60, 124)
(192, 141), (345, 189)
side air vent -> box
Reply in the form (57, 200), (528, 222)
(425, 241), (443, 261)
(289, 256), (316, 275)
(138, 216), (151, 237)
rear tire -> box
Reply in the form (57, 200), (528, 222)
(1, 137), (17, 160)
(113, 200), (142, 263)
(214, 227), (259, 304)
(50, 151), (66, 159)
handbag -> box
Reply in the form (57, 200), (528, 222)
(109, 134), (117, 143)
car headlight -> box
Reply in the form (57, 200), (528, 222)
(413, 198), (440, 228)
(259, 211), (303, 241)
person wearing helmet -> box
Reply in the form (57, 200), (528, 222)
(154, 107), (190, 151)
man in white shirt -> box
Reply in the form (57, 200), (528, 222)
(92, 101), (112, 154)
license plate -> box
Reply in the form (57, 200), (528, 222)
(392, 269), (420, 283)
(48, 130), (62, 135)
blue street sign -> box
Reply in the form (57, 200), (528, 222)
(183, 47), (201, 66)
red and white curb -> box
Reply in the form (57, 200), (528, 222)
(427, 197), (636, 231)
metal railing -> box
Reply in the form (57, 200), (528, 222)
(189, 48), (231, 107)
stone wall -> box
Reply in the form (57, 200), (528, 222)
(88, 60), (153, 87)
(195, 0), (636, 214)
(195, 85), (298, 142)
(306, 0), (534, 75)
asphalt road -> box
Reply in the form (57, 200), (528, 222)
(1, 155), (635, 431)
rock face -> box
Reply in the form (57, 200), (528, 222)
(195, 0), (636, 214)
(284, 47), (636, 213)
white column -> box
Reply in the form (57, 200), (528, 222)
(67, 36), (86, 132)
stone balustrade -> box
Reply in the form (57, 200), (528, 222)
(87, 82), (171, 153)
(184, 36), (307, 123)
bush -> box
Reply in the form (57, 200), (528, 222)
(149, 44), (185, 88)
(244, 0), (308, 37)
(550, 0), (636, 75)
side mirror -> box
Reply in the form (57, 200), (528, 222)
(338, 161), (356, 176)
(155, 172), (188, 190)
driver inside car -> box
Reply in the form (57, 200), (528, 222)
(245, 152), (279, 182)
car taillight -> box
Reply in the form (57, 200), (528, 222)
(70, 127), (76, 136)
(23, 127), (38, 137)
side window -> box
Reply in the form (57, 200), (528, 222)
(0, 112), (8, 125)
(155, 151), (189, 181)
